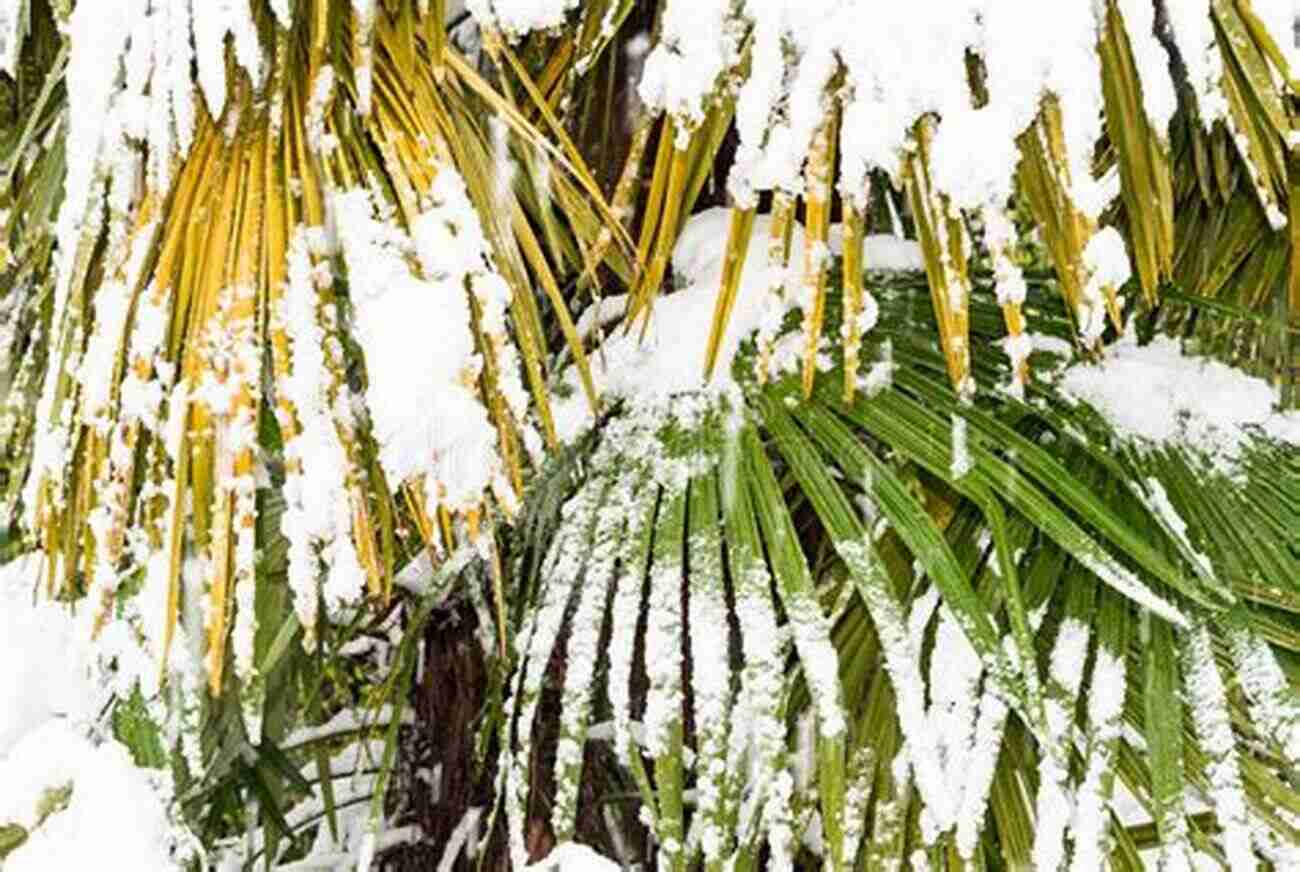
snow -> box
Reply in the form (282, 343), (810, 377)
(305, 65), (338, 155)
(193, 0), (263, 121)
(930, 107), (1022, 212)
(0, 556), (92, 753)
(0, 0), (21, 78)
(637, 0), (739, 141)
(1078, 227), (1130, 344)
(436, 807), (483, 872)
(926, 608), (980, 815)
(825, 226), (924, 271)
(0, 721), (185, 871)
(551, 207), (803, 440)
(522, 842), (620, 871)
(1058, 326), (1300, 474)
(0, 555), (192, 870)
(277, 227), (367, 635)
(59, 1), (132, 242)
(1253, 1), (1300, 81)
(687, 1), (1116, 217)
(331, 170), (512, 517)
(219, 736), (410, 871)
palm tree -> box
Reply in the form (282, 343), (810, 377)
(0, 0), (1298, 869)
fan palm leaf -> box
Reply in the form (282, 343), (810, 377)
(0, 1), (1297, 870)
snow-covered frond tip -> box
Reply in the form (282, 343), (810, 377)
(640, 1), (1136, 214)
(330, 169), (520, 522)
(276, 227), (369, 643)
(466, 0), (581, 40)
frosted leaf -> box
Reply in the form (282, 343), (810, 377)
(642, 559), (684, 759)
(640, 511), (689, 872)
(606, 485), (656, 763)
(839, 538), (953, 831)
(684, 517), (732, 862)
(550, 480), (627, 837)
(1229, 628), (1300, 767)
(1139, 478), (1215, 581)
(502, 476), (605, 870)
(725, 555), (792, 865)
(1034, 618), (1092, 871)
(1183, 623), (1257, 870)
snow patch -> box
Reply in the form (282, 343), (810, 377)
(1058, 327), (1300, 474)
(523, 842), (620, 871)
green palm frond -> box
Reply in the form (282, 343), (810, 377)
(502, 254), (1299, 868)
